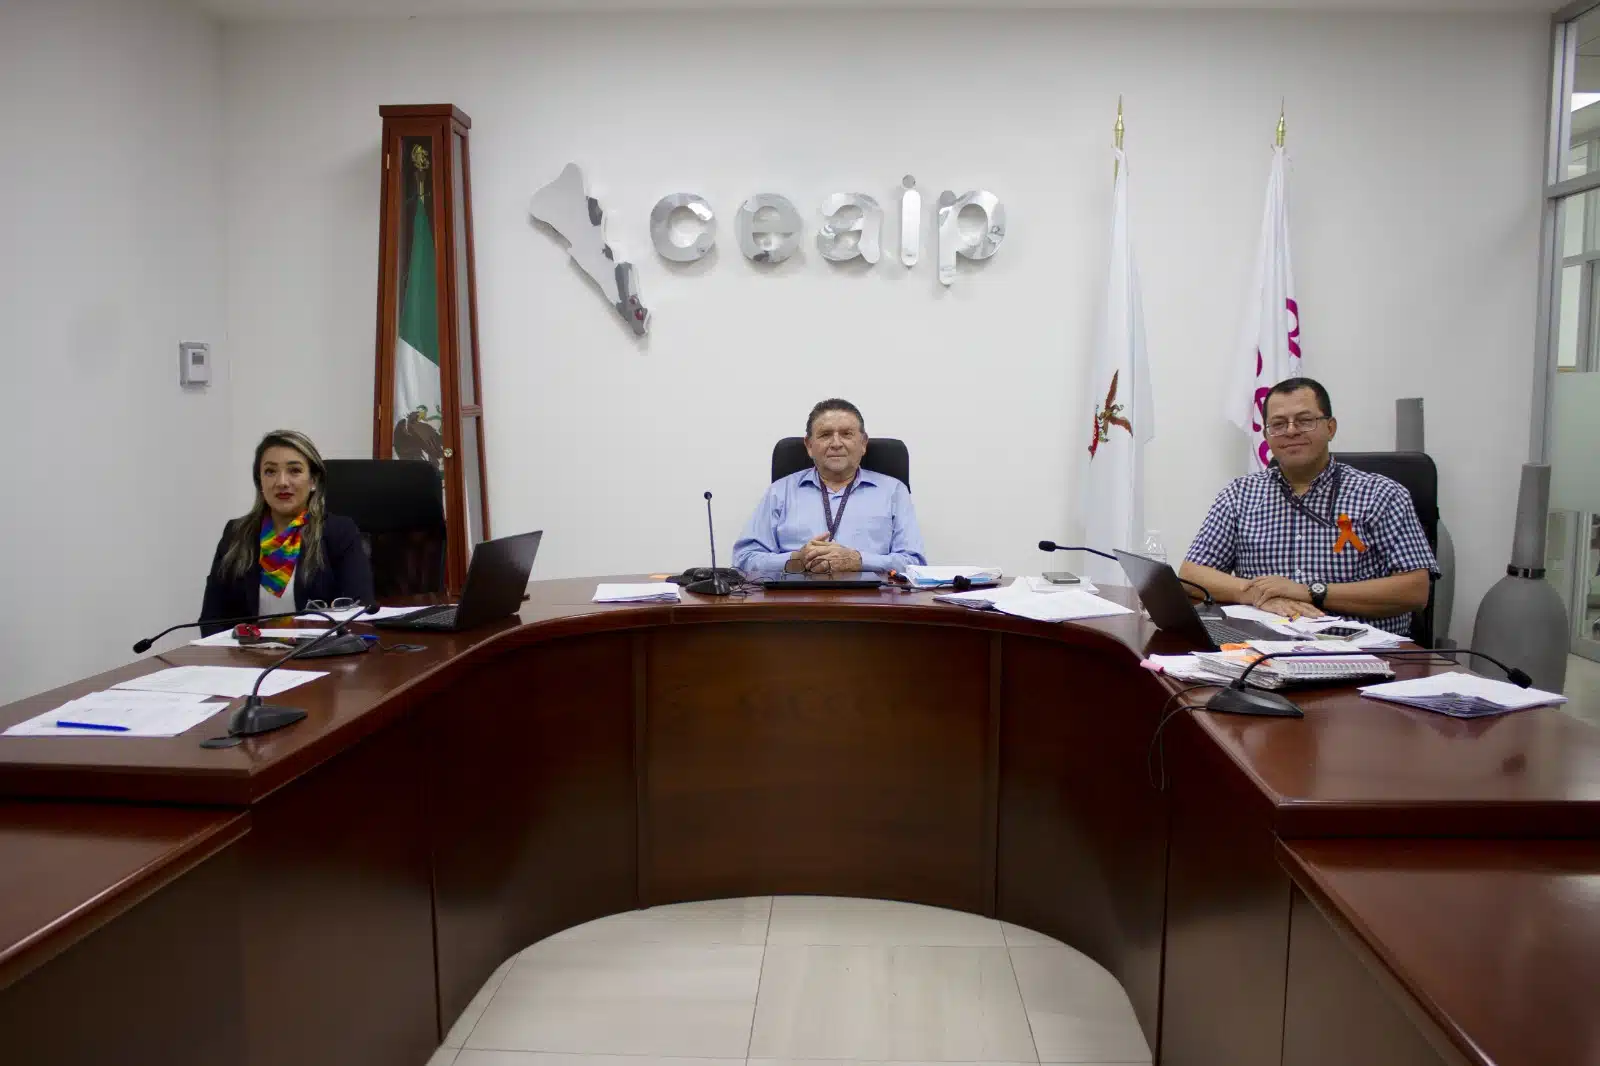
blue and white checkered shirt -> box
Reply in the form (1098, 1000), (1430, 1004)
(1185, 460), (1438, 634)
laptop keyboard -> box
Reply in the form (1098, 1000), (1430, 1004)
(1202, 617), (1259, 647)
(398, 606), (458, 630)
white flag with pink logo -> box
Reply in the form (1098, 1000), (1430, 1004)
(1228, 145), (1302, 470)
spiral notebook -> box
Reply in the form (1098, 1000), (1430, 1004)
(1195, 647), (1394, 690)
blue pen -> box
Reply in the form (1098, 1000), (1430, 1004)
(55, 721), (130, 732)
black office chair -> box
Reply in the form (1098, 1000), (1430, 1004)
(1333, 451), (1440, 646)
(320, 459), (447, 597)
(770, 437), (911, 489)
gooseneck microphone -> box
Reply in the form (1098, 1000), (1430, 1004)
(200, 603), (380, 748)
(1038, 540), (1215, 606)
(1208, 646), (1533, 718)
(134, 611), (295, 653)
(685, 491), (734, 597)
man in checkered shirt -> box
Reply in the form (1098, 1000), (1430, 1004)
(1180, 378), (1437, 635)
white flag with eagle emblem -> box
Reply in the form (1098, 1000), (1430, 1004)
(1078, 147), (1153, 586)
(1228, 144), (1301, 471)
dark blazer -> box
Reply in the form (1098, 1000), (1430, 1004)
(199, 514), (376, 635)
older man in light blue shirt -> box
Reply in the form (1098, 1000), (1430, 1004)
(733, 399), (926, 577)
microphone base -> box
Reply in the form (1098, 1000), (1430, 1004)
(294, 633), (370, 658)
(199, 700), (308, 748)
(1205, 686), (1304, 718)
(684, 577), (734, 596)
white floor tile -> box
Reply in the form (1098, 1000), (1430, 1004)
(750, 945), (1037, 1061)
(428, 1048), (459, 1066)
(767, 896), (1005, 946)
(1000, 922), (1066, 948)
(1008, 946), (1150, 1063)
(547, 897), (772, 946)
(457, 1049), (742, 1056)
(443, 956), (519, 1048)
(467, 942), (763, 1056)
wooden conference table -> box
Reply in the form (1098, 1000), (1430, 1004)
(0, 578), (1596, 1066)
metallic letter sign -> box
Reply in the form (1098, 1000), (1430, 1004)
(529, 163), (650, 335)
(650, 193), (716, 263)
(936, 189), (1006, 287)
(899, 175), (921, 267)
(817, 193), (883, 264)
(737, 194), (803, 264)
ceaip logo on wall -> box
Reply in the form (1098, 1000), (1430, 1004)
(529, 163), (1007, 337)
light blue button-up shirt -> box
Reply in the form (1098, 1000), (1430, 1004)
(732, 467), (927, 577)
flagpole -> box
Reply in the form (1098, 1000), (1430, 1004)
(1114, 96), (1125, 179)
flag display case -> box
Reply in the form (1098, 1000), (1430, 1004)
(372, 104), (488, 596)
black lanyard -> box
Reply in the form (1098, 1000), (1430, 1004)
(817, 471), (858, 539)
(1276, 463), (1342, 529)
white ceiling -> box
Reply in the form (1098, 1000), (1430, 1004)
(195, 0), (1562, 21)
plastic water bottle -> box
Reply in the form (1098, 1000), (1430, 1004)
(1142, 530), (1167, 563)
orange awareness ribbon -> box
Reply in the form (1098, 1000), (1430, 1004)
(1333, 514), (1367, 554)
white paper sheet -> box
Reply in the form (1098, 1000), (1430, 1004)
(293, 605), (446, 623)
(4, 690), (227, 737)
(1025, 575), (1100, 595)
(112, 665), (326, 698)
(593, 583), (681, 603)
(191, 628), (330, 648)
(1360, 671), (1566, 710)
(990, 589), (1136, 623)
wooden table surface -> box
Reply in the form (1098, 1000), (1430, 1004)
(0, 576), (1594, 1066)
(0, 802), (248, 991)
(1279, 837), (1600, 1066)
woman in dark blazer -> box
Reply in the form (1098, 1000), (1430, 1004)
(200, 429), (375, 635)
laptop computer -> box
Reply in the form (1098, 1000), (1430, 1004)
(1113, 550), (1283, 650)
(760, 571), (886, 591)
(373, 530), (543, 632)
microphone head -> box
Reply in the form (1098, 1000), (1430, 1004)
(1038, 540), (1058, 552)
(363, 602), (380, 615)
(132, 639), (153, 654)
(1507, 667), (1533, 689)
(703, 491), (713, 500)
(952, 575), (972, 592)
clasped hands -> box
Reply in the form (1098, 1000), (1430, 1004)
(786, 533), (863, 574)
(1240, 574), (1325, 620)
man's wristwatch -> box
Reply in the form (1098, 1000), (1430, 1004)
(1308, 582), (1329, 610)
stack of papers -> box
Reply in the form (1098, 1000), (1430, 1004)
(935, 581), (1133, 623)
(111, 665), (326, 698)
(1360, 672), (1567, 718)
(593, 583), (681, 604)
(1219, 606), (1407, 648)
(903, 566), (1002, 588)
(3, 690), (227, 737)
(1143, 654), (1235, 684)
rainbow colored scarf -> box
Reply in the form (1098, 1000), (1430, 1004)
(259, 512), (308, 597)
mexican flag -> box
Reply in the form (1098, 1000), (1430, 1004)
(393, 191), (441, 458)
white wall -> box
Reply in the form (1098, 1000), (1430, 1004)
(0, 0), (229, 702)
(221, 9), (1546, 641)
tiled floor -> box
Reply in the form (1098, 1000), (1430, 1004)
(430, 896), (1151, 1066)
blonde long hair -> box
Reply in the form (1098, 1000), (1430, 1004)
(219, 430), (330, 581)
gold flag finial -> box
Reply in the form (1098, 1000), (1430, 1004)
(1275, 100), (1286, 148)
(1114, 96), (1125, 179)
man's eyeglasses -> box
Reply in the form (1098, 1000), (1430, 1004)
(1264, 416), (1330, 438)
(306, 598), (360, 612)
